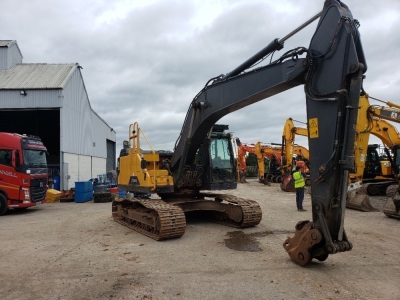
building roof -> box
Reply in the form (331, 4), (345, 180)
(0, 40), (23, 59)
(0, 40), (14, 47)
(0, 63), (79, 90)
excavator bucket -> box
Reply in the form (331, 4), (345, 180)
(383, 185), (400, 219)
(280, 174), (295, 192)
(346, 190), (379, 212)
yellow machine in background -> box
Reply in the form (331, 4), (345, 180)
(279, 118), (310, 192)
(347, 94), (400, 217)
(116, 122), (262, 241)
(118, 122), (174, 195)
(234, 139), (282, 183)
(236, 138), (310, 186)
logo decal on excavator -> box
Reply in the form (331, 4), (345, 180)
(308, 118), (319, 138)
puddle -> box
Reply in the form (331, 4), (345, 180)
(224, 230), (293, 252)
(225, 231), (262, 252)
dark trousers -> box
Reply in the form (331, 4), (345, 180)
(296, 187), (304, 209)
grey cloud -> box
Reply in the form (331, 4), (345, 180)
(1, 0), (399, 154)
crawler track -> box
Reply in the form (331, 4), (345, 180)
(112, 193), (262, 241)
(112, 198), (186, 240)
(197, 193), (262, 227)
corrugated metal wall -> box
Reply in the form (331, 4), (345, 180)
(60, 68), (116, 158)
(60, 68), (116, 189)
(61, 69), (95, 156)
(0, 42), (22, 70)
(0, 89), (62, 109)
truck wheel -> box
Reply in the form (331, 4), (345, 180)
(0, 194), (8, 216)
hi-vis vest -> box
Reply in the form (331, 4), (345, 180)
(293, 171), (305, 188)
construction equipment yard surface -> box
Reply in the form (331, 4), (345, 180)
(1, 179), (399, 300)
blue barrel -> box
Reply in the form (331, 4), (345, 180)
(74, 181), (93, 203)
(119, 189), (127, 198)
(54, 175), (60, 190)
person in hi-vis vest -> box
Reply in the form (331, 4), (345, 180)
(292, 166), (306, 211)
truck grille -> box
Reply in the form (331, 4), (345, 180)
(31, 178), (48, 202)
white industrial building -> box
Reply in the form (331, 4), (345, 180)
(0, 40), (116, 190)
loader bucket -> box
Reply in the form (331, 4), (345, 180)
(346, 190), (379, 212)
(280, 174), (295, 192)
(383, 185), (400, 219)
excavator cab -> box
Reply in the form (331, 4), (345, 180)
(363, 144), (382, 179)
(195, 124), (237, 190)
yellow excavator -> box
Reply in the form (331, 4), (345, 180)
(347, 94), (400, 215)
(236, 138), (310, 186)
(115, 0), (369, 266)
(279, 118), (310, 192)
(235, 139), (282, 184)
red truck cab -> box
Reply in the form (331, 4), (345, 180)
(0, 133), (48, 215)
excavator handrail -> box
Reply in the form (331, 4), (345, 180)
(128, 122), (158, 192)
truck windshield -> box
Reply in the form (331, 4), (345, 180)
(23, 150), (47, 167)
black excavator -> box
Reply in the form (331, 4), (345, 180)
(114, 0), (367, 266)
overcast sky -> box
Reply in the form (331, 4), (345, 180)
(1, 0), (400, 155)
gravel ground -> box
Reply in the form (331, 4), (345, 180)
(0, 179), (399, 300)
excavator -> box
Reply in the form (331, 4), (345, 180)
(235, 138), (249, 183)
(255, 141), (283, 184)
(236, 139), (309, 185)
(347, 94), (400, 217)
(235, 139), (283, 184)
(114, 0), (367, 265)
(279, 118), (311, 192)
(279, 95), (400, 211)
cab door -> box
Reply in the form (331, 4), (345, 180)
(0, 149), (20, 201)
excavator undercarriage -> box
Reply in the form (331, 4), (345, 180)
(112, 192), (262, 241)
